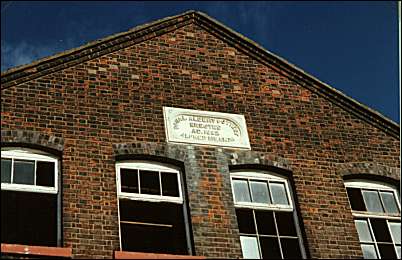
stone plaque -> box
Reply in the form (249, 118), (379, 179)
(163, 107), (251, 149)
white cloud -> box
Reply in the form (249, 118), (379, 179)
(1, 40), (62, 71)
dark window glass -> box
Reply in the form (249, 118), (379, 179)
(378, 244), (397, 259)
(36, 161), (55, 187)
(235, 208), (255, 234)
(140, 170), (160, 195)
(276, 212), (297, 236)
(120, 168), (138, 193)
(161, 172), (179, 197)
(281, 238), (302, 259)
(13, 160), (35, 185)
(1, 190), (57, 246)
(260, 237), (281, 259)
(255, 210), (276, 235)
(1, 158), (11, 183)
(119, 199), (187, 254)
(370, 219), (392, 242)
(346, 188), (366, 211)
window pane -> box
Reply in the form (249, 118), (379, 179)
(1, 158), (11, 183)
(255, 210), (276, 235)
(362, 190), (384, 213)
(389, 222), (401, 244)
(275, 212), (297, 236)
(161, 172), (179, 197)
(361, 244), (378, 259)
(370, 219), (392, 242)
(380, 191), (400, 214)
(120, 169), (138, 193)
(378, 244), (397, 259)
(140, 170), (160, 195)
(260, 237), (281, 259)
(233, 179), (251, 203)
(355, 220), (373, 242)
(240, 236), (260, 259)
(346, 187), (366, 211)
(269, 182), (289, 205)
(250, 181), (270, 204)
(36, 161), (55, 187)
(236, 208), (255, 234)
(119, 199), (187, 255)
(396, 246), (401, 259)
(281, 238), (302, 259)
(13, 160), (35, 185)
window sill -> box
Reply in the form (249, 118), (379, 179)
(1, 243), (72, 258)
(114, 251), (205, 259)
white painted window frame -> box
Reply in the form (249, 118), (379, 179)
(1, 148), (58, 194)
(230, 170), (294, 211)
(230, 170), (306, 259)
(345, 179), (401, 259)
(116, 161), (183, 204)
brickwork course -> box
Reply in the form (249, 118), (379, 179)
(1, 10), (400, 259)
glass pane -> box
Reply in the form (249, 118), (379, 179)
(139, 170), (160, 195)
(389, 222), (401, 244)
(370, 219), (392, 242)
(380, 191), (400, 214)
(362, 190), (384, 213)
(250, 181), (270, 204)
(255, 210), (276, 235)
(396, 246), (401, 259)
(276, 212), (297, 236)
(236, 209), (255, 234)
(346, 187), (366, 211)
(1, 158), (11, 183)
(355, 220), (373, 242)
(233, 179), (251, 203)
(260, 237), (281, 259)
(269, 182), (289, 205)
(361, 244), (378, 259)
(161, 172), (179, 197)
(120, 169), (138, 193)
(13, 160), (35, 185)
(281, 238), (302, 259)
(240, 236), (260, 259)
(36, 161), (55, 187)
(378, 244), (397, 259)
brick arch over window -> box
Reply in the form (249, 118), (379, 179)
(1, 130), (64, 155)
(338, 162), (400, 187)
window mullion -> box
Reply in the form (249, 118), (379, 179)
(10, 158), (14, 184)
(159, 171), (162, 196)
(273, 211), (284, 259)
(252, 210), (262, 259)
(137, 169), (141, 194)
(34, 160), (37, 186)
(366, 218), (381, 259)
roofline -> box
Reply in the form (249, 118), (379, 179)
(1, 10), (400, 138)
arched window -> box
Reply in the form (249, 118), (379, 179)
(115, 160), (192, 255)
(230, 170), (306, 259)
(345, 179), (401, 259)
(1, 147), (60, 246)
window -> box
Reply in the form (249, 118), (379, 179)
(1, 148), (60, 247)
(230, 170), (306, 259)
(345, 180), (401, 259)
(115, 161), (192, 255)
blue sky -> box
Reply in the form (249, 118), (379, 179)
(1, 1), (400, 123)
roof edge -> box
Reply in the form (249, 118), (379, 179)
(1, 10), (400, 138)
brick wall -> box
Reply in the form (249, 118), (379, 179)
(1, 20), (399, 259)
